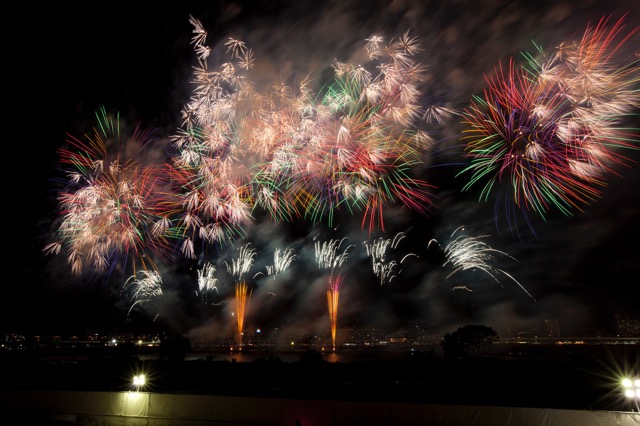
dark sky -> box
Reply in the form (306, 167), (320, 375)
(6, 0), (640, 342)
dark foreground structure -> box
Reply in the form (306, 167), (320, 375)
(1, 343), (639, 425)
(2, 389), (639, 426)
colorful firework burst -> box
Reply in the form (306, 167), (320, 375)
(44, 107), (174, 278)
(458, 15), (639, 232)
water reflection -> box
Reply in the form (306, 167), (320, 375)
(167, 347), (435, 363)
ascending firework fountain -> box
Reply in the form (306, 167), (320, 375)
(225, 244), (257, 350)
(364, 231), (418, 286)
(123, 269), (164, 321)
(197, 262), (222, 305)
(326, 275), (343, 352)
(266, 248), (296, 279)
(315, 238), (354, 351)
(428, 226), (534, 299)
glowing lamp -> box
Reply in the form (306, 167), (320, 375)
(133, 374), (146, 388)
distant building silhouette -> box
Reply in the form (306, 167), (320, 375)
(615, 314), (640, 337)
(544, 319), (561, 338)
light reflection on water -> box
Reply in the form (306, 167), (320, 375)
(138, 347), (438, 363)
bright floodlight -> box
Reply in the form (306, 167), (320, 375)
(133, 374), (145, 388)
(623, 378), (640, 396)
(622, 376), (640, 412)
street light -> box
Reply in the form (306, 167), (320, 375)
(133, 374), (146, 392)
(622, 377), (640, 412)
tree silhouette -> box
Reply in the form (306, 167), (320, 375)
(441, 325), (499, 360)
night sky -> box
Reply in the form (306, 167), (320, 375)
(7, 0), (640, 343)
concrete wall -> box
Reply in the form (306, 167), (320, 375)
(2, 390), (639, 426)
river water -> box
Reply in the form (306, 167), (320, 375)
(138, 346), (438, 363)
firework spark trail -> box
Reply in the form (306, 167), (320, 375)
(225, 243), (257, 348)
(314, 238), (354, 351)
(266, 247), (296, 278)
(167, 16), (257, 259)
(43, 107), (174, 277)
(168, 17), (439, 264)
(163, 160), (251, 260)
(524, 15), (640, 179)
(461, 59), (604, 217)
(196, 262), (226, 306)
(198, 262), (219, 293)
(428, 226), (534, 300)
(123, 269), (163, 318)
(458, 15), (639, 232)
(315, 238), (354, 273)
(226, 243), (257, 280)
(274, 33), (439, 232)
(364, 231), (417, 285)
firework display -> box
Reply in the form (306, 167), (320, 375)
(41, 8), (639, 349)
(315, 238), (354, 350)
(364, 231), (418, 286)
(428, 226), (534, 299)
(167, 16), (438, 256)
(225, 244), (257, 348)
(266, 248), (296, 278)
(48, 15), (638, 277)
(123, 269), (164, 319)
(44, 108), (174, 277)
(458, 15), (639, 228)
